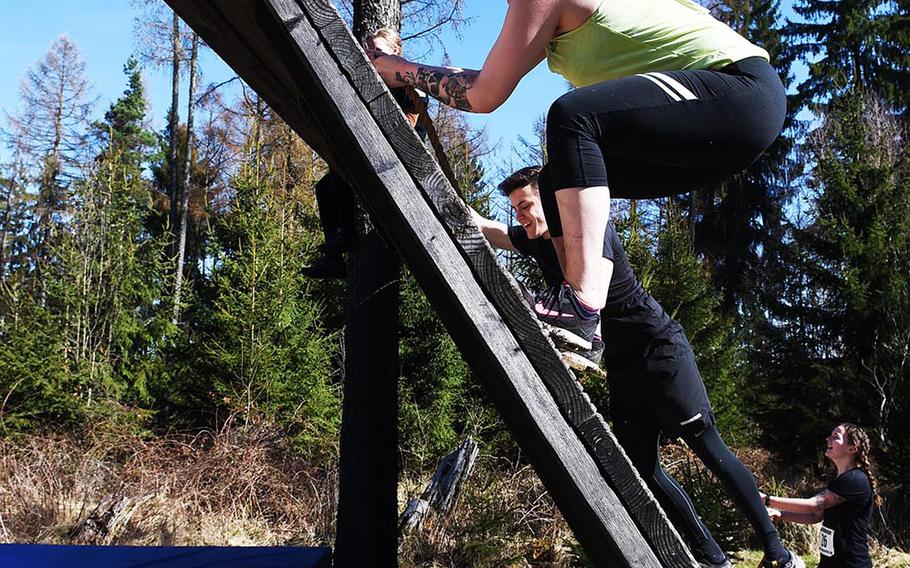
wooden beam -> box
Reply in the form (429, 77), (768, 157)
(164, 1), (698, 565)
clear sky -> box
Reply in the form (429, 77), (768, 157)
(0, 1), (799, 180)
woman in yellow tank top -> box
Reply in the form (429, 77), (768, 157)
(370, 5), (789, 564)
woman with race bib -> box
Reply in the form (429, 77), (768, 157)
(761, 423), (880, 568)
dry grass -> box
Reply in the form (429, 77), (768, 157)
(0, 424), (337, 548)
(1, 431), (906, 568)
(398, 455), (580, 567)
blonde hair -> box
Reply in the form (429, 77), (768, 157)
(366, 27), (402, 55)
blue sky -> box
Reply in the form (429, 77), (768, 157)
(0, 1), (799, 179)
(0, 0), (563, 168)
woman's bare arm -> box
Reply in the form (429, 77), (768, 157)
(371, 0), (559, 113)
(762, 490), (844, 517)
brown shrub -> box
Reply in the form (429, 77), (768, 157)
(0, 423), (337, 547)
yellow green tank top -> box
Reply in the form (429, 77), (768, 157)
(545, 0), (769, 87)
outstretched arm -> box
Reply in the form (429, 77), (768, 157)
(470, 208), (517, 252)
(761, 490), (844, 525)
(370, 0), (557, 113)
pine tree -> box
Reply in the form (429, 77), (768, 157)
(192, 159), (340, 458)
(787, 0), (909, 112)
(794, 91), (909, 475)
(6, 35), (94, 301)
(51, 58), (168, 419)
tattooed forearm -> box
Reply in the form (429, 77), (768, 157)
(394, 67), (479, 111)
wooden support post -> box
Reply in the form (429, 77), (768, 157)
(336, 4), (402, 565)
(335, 231), (400, 568)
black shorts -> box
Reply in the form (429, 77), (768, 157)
(540, 57), (787, 237)
(608, 328), (714, 438)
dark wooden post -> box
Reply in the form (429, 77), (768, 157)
(335, 232), (400, 567)
(334, 2), (402, 567)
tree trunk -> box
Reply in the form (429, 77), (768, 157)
(168, 12), (182, 246)
(335, 2), (401, 567)
(172, 33), (198, 324)
(0, 178), (13, 274)
(353, 0), (401, 42)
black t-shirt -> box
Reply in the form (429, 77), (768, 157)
(818, 468), (873, 568)
(507, 222), (675, 368)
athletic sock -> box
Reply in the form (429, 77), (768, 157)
(766, 540), (789, 564)
(563, 281), (599, 320)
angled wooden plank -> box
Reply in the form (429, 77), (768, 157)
(258, 2), (659, 564)
(290, 2), (697, 567)
(164, 1), (696, 566)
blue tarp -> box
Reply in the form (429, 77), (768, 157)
(0, 545), (331, 567)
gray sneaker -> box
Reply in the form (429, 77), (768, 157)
(534, 283), (598, 350)
(561, 337), (605, 374)
(759, 550), (805, 568)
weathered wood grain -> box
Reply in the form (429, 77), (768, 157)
(262, 1), (659, 564)
(164, 1), (697, 565)
(286, 2), (697, 566)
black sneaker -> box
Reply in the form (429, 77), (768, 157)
(561, 336), (604, 374)
(534, 283), (598, 350)
(759, 550), (805, 568)
(301, 253), (347, 279)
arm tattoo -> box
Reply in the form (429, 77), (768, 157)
(395, 67), (479, 111)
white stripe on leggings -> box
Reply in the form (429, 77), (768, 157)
(680, 412), (704, 426)
(646, 72), (699, 101)
(637, 73), (681, 101)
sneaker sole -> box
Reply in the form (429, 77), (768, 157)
(543, 324), (593, 350)
(560, 351), (605, 376)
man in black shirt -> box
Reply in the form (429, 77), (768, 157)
(472, 166), (804, 568)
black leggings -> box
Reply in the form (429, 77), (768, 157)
(314, 171), (356, 243)
(540, 57), (786, 236)
(612, 406), (785, 562)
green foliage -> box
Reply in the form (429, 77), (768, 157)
(787, 0), (909, 112)
(185, 162), (340, 459)
(1, 55), (170, 434)
(398, 270), (475, 461)
(798, 91), (909, 476)
(0, 279), (76, 431)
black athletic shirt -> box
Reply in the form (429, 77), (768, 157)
(507, 222), (675, 368)
(818, 468), (873, 568)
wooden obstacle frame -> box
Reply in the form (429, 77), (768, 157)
(163, 1), (701, 566)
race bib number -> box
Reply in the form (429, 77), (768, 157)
(819, 525), (835, 557)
